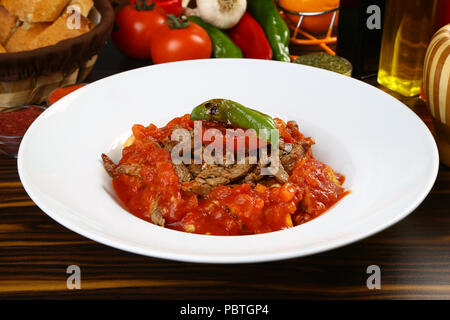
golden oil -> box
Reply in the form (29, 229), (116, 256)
(377, 0), (437, 97)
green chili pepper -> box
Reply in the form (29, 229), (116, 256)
(187, 16), (243, 58)
(190, 99), (278, 143)
(247, 0), (291, 62)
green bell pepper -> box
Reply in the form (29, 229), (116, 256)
(187, 16), (243, 58)
(190, 99), (278, 143)
(247, 0), (291, 62)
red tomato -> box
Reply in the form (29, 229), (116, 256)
(112, 3), (167, 59)
(153, 0), (183, 16)
(150, 19), (212, 64)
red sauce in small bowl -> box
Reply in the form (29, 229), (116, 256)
(0, 106), (45, 158)
(0, 106), (44, 137)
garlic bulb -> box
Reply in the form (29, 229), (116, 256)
(196, 0), (247, 29)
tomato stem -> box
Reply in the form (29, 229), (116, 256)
(131, 0), (155, 11)
(166, 14), (190, 29)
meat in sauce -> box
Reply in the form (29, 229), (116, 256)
(102, 114), (348, 235)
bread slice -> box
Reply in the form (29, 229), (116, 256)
(68, 0), (94, 17)
(27, 12), (92, 50)
(2, 0), (71, 22)
(0, 43), (6, 53)
(0, 5), (18, 45)
(5, 22), (50, 52)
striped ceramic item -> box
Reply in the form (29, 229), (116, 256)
(423, 24), (450, 166)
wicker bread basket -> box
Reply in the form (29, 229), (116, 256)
(0, 0), (114, 109)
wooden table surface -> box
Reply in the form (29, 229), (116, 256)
(0, 41), (449, 300)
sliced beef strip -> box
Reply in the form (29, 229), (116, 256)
(161, 126), (198, 157)
(159, 137), (178, 152)
(194, 159), (255, 187)
(172, 164), (192, 183)
(244, 156), (289, 185)
(280, 140), (312, 174)
(272, 163), (289, 184)
(243, 165), (263, 185)
(149, 197), (165, 227)
(196, 175), (230, 187)
(159, 138), (193, 183)
(187, 163), (203, 177)
(258, 177), (282, 188)
(102, 154), (142, 179)
(181, 181), (213, 197)
(102, 154), (116, 177)
(280, 141), (293, 155)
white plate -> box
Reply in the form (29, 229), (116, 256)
(18, 59), (439, 263)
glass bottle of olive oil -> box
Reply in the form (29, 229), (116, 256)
(377, 0), (437, 97)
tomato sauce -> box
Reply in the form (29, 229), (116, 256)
(110, 115), (349, 235)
